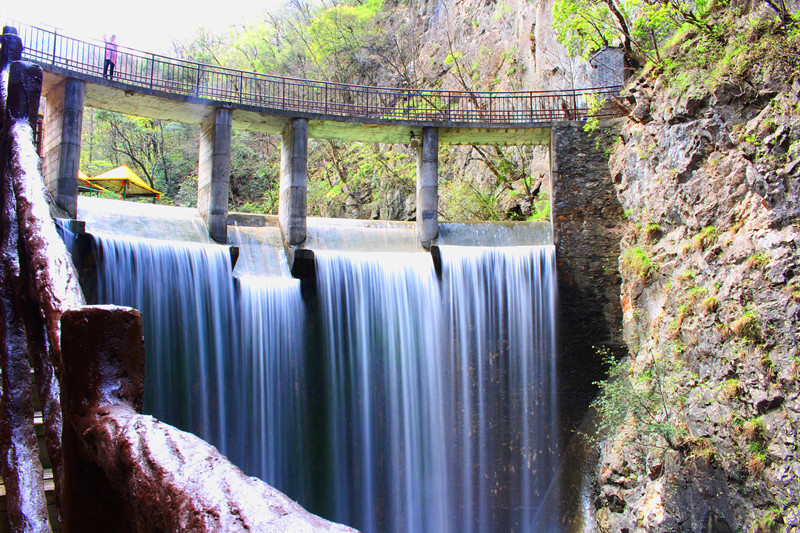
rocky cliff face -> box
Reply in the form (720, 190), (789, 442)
(593, 18), (800, 532)
(389, 0), (607, 93)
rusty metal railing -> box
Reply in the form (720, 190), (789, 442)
(8, 19), (622, 125)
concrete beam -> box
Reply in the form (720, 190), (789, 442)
(41, 77), (84, 218)
(41, 70), (555, 147)
(279, 118), (308, 246)
(416, 127), (438, 248)
(198, 108), (232, 243)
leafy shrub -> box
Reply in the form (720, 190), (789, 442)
(591, 348), (687, 450)
(621, 246), (657, 279)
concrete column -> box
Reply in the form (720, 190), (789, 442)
(416, 127), (438, 248)
(279, 118), (308, 246)
(198, 108), (232, 243)
(42, 78), (84, 219)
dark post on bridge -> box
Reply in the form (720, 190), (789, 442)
(416, 127), (439, 248)
(280, 118), (309, 246)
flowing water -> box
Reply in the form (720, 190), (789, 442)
(80, 199), (561, 532)
(313, 244), (559, 532)
(440, 245), (559, 533)
(314, 251), (449, 533)
(86, 201), (308, 499)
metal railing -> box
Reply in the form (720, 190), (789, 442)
(10, 20), (622, 125)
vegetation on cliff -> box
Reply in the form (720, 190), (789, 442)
(568, 1), (799, 530)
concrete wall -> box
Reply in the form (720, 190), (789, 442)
(589, 47), (625, 87)
(550, 123), (625, 431)
(279, 118), (308, 246)
(198, 108), (232, 243)
(416, 127), (439, 248)
(42, 78), (84, 218)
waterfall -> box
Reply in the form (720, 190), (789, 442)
(314, 251), (450, 533)
(85, 207), (560, 532)
(314, 245), (559, 533)
(440, 245), (559, 533)
(93, 233), (308, 502)
(95, 235), (236, 449)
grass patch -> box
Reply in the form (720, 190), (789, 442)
(621, 246), (657, 279)
(731, 310), (760, 342)
(701, 296), (719, 313)
(692, 226), (718, 251)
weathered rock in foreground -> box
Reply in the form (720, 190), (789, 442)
(60, 305), (357, 533)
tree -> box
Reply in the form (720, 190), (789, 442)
(551, 0), (736, 77)
(81, 110), (198, 203)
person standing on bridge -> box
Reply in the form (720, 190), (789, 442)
(103, 35), (118, 80)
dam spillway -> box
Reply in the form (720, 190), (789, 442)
(69, 197), (561, 533)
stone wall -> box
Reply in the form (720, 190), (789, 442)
(551, 123), (626, 432)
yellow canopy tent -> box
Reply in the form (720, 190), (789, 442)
(86, 165), (162, 199)
(78, 170), (108, 195)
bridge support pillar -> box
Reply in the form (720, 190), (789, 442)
(416, 127), (438, 248)
(279, 118), (308, 246)
(198, 108), (232, 243)
(41, 77), (84, 219)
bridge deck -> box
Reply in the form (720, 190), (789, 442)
(18, 20), (619, 146)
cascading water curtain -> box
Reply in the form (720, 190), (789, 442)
(234, 275), (308, 499)
(95, 235), (236, 451)
(94, 234), (309, 501)
(315, 251), (450, 533)
(439, 244), (560, 533)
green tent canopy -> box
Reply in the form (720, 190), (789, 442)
(87, 165), (162, 199)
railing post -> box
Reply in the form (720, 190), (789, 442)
(365, 87), (369, 117)
(239, 71), (243, 104)
(282, 78), (286, 110)
(51, 29), (57, 66)
(325, 83), (329, 115)
(196, 65), (202, 97)
(448, 91), (452, 122)
(149, 53), (155, 89)
(572, 87), (578, 119)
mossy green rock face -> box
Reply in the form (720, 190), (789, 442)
(593, 10), (800, 533)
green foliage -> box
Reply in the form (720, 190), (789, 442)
(746, 252), (770, 269)
(621, 246), (657, 279)
(661, 11), (800, 96)
(731, 310), (760, 342)
(552, 0), (705, 68)
(306, 141), (416, 219)
(591, 347), (688, 449)
(582, 93), (606, 132)
(692, 225), (718, 250)
(81, 109), (199, 204)
(720, 378), (740, 399)
(527, 192), (551, 221)
(701, 296), (719, 313)
(754, 508), (784, 533)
